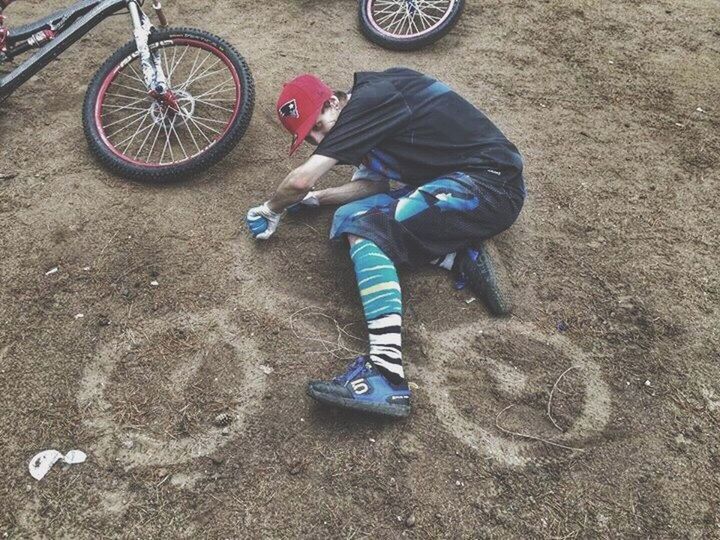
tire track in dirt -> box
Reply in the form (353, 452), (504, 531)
(74, 234), (302, 471)
(77, 308), (268, 468)
(414, 319), (612, 467)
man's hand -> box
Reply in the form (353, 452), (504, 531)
(246, 202), (283, 240)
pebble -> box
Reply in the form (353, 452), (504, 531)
(214, 413), (233, 427)
(405, 514), (416, 528)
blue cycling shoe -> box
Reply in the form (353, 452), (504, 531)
(307, 356), (411, 418)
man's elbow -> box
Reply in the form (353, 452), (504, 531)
(288, 169), (315, 192)
(289, 175), (314, 192)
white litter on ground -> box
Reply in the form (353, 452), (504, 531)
(28, 449), (87, 480)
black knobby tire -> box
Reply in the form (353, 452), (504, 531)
(83, 28), (254, 182)
(358, 0), (465, 51)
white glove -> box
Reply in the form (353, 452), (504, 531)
(246, 202), (283, 240)
(286, 192), (320, 213)
(300, 191), (320, 206)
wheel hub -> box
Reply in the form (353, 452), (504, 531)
(149, 89), (195, 127)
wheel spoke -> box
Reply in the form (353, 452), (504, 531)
(170, 119), (189, 161)
(128, 64), (149, 89)
(187, 114), (230, 125)
(146, 109), (168, 162)
(375, 5), (403, 26)
(168, 45), (190, 82)
(101, 99), (151, 116)
(186, 117), (213, 144)
(106, 111), (151, 139)
(105, 91), (149, 101)
(179, 52), (214, 90)
(183, 47), (204, 88)
(159, 116), (174, 165)
(191, 79), (236, 100)
(134, 116), (161, 160)
(117, 112), (153, 150)
(162, 47), (173, 87)
(182, 115), (203, 154)
(195, 98), (235, 113)
(117, 69), (146, 86)
(187, 116), (223, 135)
(180, 64), (226, 91)
(103, 108), (148, 130)
(186, 115), (220, 140)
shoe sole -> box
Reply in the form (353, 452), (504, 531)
(458, 244), (512, 316)
(306, 387), (411, 418)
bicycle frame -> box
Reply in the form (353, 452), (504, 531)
(0, 0), (165, 98)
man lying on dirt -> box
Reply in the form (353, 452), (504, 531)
(246, 67), (525, 418)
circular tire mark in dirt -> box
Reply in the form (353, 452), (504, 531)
(414, 320), (611, 467)
(78, 309), (267, 468)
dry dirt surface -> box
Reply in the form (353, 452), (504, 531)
(1, 0), (719, 537)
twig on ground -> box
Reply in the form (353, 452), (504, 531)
(547, 366), (579, 432)
(495, 405), (585, 452)
(302, 222), (321, 235)
(289, 307), (364, 359)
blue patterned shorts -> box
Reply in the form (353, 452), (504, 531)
(330, 170), (525, 266)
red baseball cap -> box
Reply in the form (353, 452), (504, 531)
(277, 74), (333, 155)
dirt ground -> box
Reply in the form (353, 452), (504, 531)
(1, 0), (718, 537)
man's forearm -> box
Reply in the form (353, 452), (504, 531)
(265, 155), (339, 213)
(314, 179), (390, 206)
(267, 170), (310, 213)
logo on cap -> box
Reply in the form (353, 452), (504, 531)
(278, 99), (299, 119)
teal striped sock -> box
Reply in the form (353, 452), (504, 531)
(350, 239), (404, 384)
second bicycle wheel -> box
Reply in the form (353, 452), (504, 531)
(358, 0), (465, 51)
(83, 27), (254, 181)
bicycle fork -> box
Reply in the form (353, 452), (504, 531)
(127, 0), (168, 94)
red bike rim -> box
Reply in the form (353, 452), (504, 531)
(366, 0), (456, 39)
(94, 37), (242, 168)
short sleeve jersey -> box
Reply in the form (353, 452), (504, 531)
(313, 68), (523, 187)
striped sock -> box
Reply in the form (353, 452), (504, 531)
(350, 239), (404, 385)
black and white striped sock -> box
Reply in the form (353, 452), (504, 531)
(367, 314), (404, 385)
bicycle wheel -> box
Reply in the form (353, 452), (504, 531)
(83, 27), (254, 181)
(358, 0), (465, 51)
